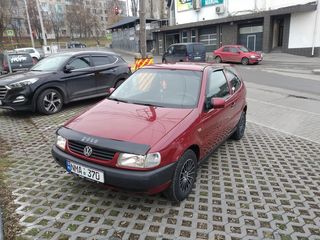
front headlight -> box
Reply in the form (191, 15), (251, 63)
(56, 135), (67, 150)
(117, 152), (161, 168)
(250, 55), (256, 59)
(9, 78), (39, 88)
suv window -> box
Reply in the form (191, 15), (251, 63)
(174, 45), (187, 54)
(193, 44), (205, 53)
(167, 46), (174, 54)
(69, 57), (90, 69)
(223, 47), (230, 52)
(92, 56), (116, 66)
(206, 70), (230, 99)
(225, 70), (241, 93)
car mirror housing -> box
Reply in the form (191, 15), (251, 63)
(64, 65), (74, 73)
(107, 87), (115, 95)
(211, 98), (225, 109)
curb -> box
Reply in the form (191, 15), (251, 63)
(0, 207), (4, 240)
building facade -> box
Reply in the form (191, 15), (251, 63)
(153, 0), (320, 56)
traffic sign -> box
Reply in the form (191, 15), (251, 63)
(6, 30), (14, 37)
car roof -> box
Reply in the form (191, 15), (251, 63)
(54, 51), (121, 57)
(170, 42), (204, 46)
(221, 45), (244, 48)
(15, 47), (34, 50)
(143, 63), (232, 71)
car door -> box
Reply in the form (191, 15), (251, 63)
(230, 47), (241, 62)
(63, 55), (96, 100)
(221, 47), (231, 62)
(92, 55), (119, 94)
(224, 68), (244, 132)
(198, 69), (231, 156)
(164, 46), (174, 63)
(174, 45), (187, 62)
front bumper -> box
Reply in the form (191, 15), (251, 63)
(0, 86), (33, 111)
(52, 145), (176, 192)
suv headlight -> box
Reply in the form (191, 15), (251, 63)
(56, 135), (67, 150)
(117, 152), (161, 168)
(9, 78), (39, 88)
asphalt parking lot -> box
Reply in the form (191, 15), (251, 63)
(0, 98), (320, 240)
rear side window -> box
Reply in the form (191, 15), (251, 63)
(230, 47), (239, 53)
(225, 69), (241, 93)
(193, 44), (205, 53)
(223, 47), (230, 52)
(174, 45), (187, 54)
(92, 56), (116, 66)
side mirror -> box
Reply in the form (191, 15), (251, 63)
(211, 98), (225, 109)
(64, 65), (75, 73)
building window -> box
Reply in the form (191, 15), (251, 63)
(199, 33), (217, 51)
(191, 30), (196, 42)
(182, 31), (188, 43)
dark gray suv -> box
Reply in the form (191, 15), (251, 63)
(162, 43), (206, 63)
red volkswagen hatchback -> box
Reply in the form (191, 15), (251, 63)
(52, 63), (247, 201)
(214, 45), (263, 65)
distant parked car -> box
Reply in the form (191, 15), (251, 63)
(0, 52), (34, 74)
(214, 45), (263, 65)
(52, 63), (247, 201)
(15, 47), (41, 62)
(0, 51), (131, 114)
(162, 43), (206, 63)
(67, 41), (87, 48)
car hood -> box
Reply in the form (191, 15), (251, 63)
(65, 99), (194, 147)
(0, 71), (51, 85)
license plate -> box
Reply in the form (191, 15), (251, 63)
(194, 57), (201, 60)
(66, 160), (104, 183)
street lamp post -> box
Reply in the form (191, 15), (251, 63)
(36, 0), (47, 46)
(139, 0), (146, 58)
(24, 0), (35, 48)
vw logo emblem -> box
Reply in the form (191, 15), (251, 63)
(83, 146), (93, 157)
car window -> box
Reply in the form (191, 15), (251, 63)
(167, 46), (174, 54)
(92, 56), (116, 66)
(206, 70), (230, 99)
(225, 70), (241, 93)
(69, 57), (91, 69)
(230, 47), (239, 53)
(222, 47), (230, 52)
(193, 44), (205, 53)
(174, 45), (187, 54)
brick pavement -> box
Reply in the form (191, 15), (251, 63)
(0, 99), (320, 240)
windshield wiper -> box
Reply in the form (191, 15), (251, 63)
(131, 102), (164, 107)
(109, 97), (129, 103)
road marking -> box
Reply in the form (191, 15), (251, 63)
(247, 98), (320, 116)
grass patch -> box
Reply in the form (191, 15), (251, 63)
(0, 154), (24, 240)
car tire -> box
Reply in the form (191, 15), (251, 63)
(37, 89), (63, 115)
(164, 150), (197, 202)
(114, 79), (125, 88)
(241, 57), (249, 65)
(215, 56), (222, 63)
(231, 111), (246, 140)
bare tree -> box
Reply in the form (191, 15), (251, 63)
(0, 0), (13, 48)
(131, 0), (138, 16)
(106, 0), (122, 26)
(47, 4), (64, 42)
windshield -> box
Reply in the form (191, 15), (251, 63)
(110, 68), (202, 108)
(239, 46), (250, 52)
(31, 55), (70, 71)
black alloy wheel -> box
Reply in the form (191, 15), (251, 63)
(37, 89), (63, 115)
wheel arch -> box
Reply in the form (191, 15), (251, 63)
(187, 144), (200, 161)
